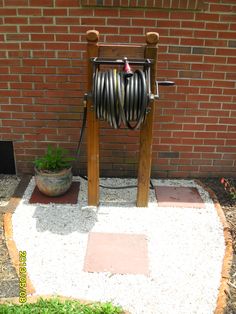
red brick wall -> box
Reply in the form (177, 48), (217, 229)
(0, 0), (235, 178)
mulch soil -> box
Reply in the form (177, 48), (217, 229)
(0, 176), (236, 314)
(201, 178), (236, 314)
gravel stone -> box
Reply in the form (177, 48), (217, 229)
(0, 175), (20, 206)
(12, 177), (225, 314)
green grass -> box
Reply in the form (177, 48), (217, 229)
(0, 298), (124, 314)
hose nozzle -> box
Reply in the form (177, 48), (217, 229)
(123, 57), (133, 77)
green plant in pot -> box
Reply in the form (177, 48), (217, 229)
(34, 145), (75, 197)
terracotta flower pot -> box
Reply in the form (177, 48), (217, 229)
(34, 167), (73, 197)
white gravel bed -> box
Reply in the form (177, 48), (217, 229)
(12, 177), (225, 314)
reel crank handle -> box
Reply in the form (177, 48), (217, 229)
(154, 80), (175, 99)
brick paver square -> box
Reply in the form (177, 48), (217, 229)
(84, 232), (149, 275)
(29, 182), (80, 204)
(155, 186), (205, 208)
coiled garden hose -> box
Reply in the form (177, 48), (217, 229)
(92, 67), (151, 130)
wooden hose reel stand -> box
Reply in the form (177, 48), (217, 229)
(85, 30), (174, 207)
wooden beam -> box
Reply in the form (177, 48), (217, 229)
(99, 45), (145, 59)
(86, 30), (100, 206)
(136, 32), (159, 207)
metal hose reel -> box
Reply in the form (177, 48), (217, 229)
(90, 57), (174, 130)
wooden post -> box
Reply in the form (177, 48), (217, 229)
(86, 30), (100, 206)
(136, 32), (159, 207)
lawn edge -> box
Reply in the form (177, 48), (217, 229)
(195, 179), (233, 314)
(0, 295), (130, 313)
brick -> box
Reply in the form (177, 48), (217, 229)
(204, 56), (227, 64)
(177, 86), (199, 94)
(2, 120), (23, 127)
(196, 13), (220, 22)
(211, 95), (232, 102)
(192, 63), (214, 71)
(170, 158), (192, 165)
(132, 18), (156, 27)
(170, 29), (193, 38)
(192, 47), (215, 55)
(216, 48), (236, 56)
(230, 24), (236, 31)
(43, 8), (67, 16)
(88, 8), (115, 16)
(229, 41), (236, 47)
(194, 146), (215, 152)
(45, 43), (69, 50)
(145, 10), (169, 19)
(220, 14), (236, 22)
(179, 55), (203, 63)
(20, 26), (43, 33)
(203, 72), (225, 79)
(226, 72), (236, 80)
(206, 22), (229, 30)
(29, 0), (53, 5)
(33, 51), (55, 58)
(218, 131), (235, 139)
(169, 46), (191, 54)
(0, 9), (16, 15)
(190, 79), (212, 87)
(204, 139), (225, 145)
(181, 38), (205, 46)
(11, 97), (32, 104)
(210, 4), (233, 12)
(158, 20), (181, 28)
(31, 34), (54, 41)
(179, 71), (201, 78)
(33, 68), (57, 76)
(181, 21), (204, 29)
(206, 39), (228, 47)
(4, 0), (28, 4)
(4, 17), (28, 24)
(197, 117), (218, 124)
(221, 96), (236, 105)
(194, 30), (218, 38)
(30, 17), (53, 24)
(56, 0), (79, 6)
(220, 117), (236, 125)
(0, 26), (17, 33)
(18, 8), (41, 15)
(170, 11), (194, 20)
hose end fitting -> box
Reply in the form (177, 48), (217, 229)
(123, 57), (133, 78)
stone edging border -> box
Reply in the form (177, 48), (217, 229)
(3, 212), (36, 295)
(2, 175), (35, 295)
(195, 179), (233, 314)
(1, 177), (233, 314)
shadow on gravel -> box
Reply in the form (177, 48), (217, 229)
(33, 206), (97, 235)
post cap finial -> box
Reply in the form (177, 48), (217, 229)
(86, 30), (99, 43)
(146, 32), (159, 45)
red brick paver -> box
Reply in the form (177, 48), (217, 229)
(84, 232), (149, 275)
(155, 186), (205, 208)
(29, 182), (80, 204)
